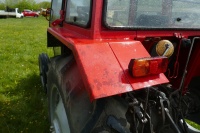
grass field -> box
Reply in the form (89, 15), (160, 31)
(0, 16), (52, 133)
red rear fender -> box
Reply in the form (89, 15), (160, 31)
(73, 40), (169, 101)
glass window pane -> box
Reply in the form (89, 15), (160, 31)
(104, 0), (200, 29)
(51, 0), (62, 21)
(66, 0), (91, 27)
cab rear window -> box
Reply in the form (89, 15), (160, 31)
(103, 0), (200, 29)
(66, 0), (92, 27)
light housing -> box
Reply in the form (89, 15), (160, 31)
(128, 57), (168, 77)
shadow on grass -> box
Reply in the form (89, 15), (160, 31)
(0, 73), (49, 133)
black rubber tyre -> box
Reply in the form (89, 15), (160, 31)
(38, 53), (49, 93)
(47, 55), (75, 133)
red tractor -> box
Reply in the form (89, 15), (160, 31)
(39, 0), (200, 132)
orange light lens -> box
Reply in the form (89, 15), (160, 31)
(128, 57), (168, 77)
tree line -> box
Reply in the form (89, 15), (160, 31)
(0, 0), (51, 11)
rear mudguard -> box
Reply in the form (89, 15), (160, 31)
(47, 28), (168, 100)
(73, 41), (169, 100)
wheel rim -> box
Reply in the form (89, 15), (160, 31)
(50, 87), (70, 133)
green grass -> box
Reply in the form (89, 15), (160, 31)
(186, 119), (200, 130)
(0, 16), (53, 133)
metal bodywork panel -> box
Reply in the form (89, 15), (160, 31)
(74, 41), (169, 100)
(74, 42), (133, 100)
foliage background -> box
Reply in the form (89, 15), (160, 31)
(0, 0), (51, 11)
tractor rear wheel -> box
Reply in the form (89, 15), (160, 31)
(46, 55), (133, 133)
(47, 59), (70, 133)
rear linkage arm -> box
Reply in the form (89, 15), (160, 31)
(126, 87), (182, 133)
(151, 87), (181, 133)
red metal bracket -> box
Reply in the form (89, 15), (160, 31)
(168, 33), (183, 78)
(52, 19), (64, 26)
(51, 10), (65, 27)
